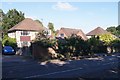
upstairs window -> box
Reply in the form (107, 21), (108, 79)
(21, 31), (29, 35)
(21, 41), (28, 47)
(60, 33), (64, 37)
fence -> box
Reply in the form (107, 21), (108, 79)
(31, 42), (50, 61)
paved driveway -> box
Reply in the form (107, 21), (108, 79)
(2, 53), (120, 79)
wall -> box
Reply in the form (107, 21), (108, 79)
(17, 31), (38, 48)
(9, 30), (50, 48)
(8, 31), (39, 48)
(29, 31), (38, 41)
(31, 42), (50, 61)
(15, 31), (21, 47)
(86, 36), (92, 39)
(8, 32), (15, 38)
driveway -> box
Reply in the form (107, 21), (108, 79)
(2, 53), (120, 79)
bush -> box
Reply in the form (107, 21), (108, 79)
(34, 31), (56, 48)
(2, 35), (17, 49)
(32, 31), (57, 60)
(99, 33), (115, 46)
(57, 34), (91, 59)
(111, 39), (120, 52)
(33, 31), (120, 61)
(87, 36), (106, 53)
(99, 34), (118, 53)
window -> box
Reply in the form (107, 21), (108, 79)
(21, 41), (28, 47)
(60, 33), (64, 37)
(21, 31), (29, 35)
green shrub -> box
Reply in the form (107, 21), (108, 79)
(99, 33), (115, 46)
(57, 35), (91, 58)
(34, 31), (56, 48)
(111, 39), (120, 52)
(87, 36), (106, 53)
(2, 35), (17, 49)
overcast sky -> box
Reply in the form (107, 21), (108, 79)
(1, 2), (118, 33)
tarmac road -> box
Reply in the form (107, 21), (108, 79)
(2, 53), (120, 79)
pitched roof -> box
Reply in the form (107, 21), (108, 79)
(8, 18), (46, 32)
(86, 27), (109, 36)
(59, 27), (88, 40)
(61, 28), (79, 36)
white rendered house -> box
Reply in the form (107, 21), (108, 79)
(8, 18), (48, 48)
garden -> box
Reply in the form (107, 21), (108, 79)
(31, 31), (120, 61)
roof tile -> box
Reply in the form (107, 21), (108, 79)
(8, 18), (46, 32)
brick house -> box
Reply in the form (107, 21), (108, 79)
(56, 27), (88, 40)
(86, 27), (111, 38)
(8, 18), (48, 48)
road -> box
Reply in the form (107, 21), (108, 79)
(2, 53), (120, 79)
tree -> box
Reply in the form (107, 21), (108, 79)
(34, 30), (56, 48)
(57, 34), (91, 59)
(99, 33), (115, 45)
(2, 35), (17, 49)
(99, 33), (116, 53)
(106, 25), (120, 36)
(2, 9), (25, 33)
(35, 30), (47, 41)
(48, 22), (55, 35)
(112, 39), (120, 52)
(88, 36), (105, 53)
(116, 25), (120, 31)
(0, 9), (5, 28)
(116, 25), (120, 36)
(106, 26), (117, 35)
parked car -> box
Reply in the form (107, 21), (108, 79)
(2, 46), (15, 55)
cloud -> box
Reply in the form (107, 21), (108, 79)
(52, 2), (78, 11)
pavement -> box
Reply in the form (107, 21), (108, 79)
(2, 53), (120, 79)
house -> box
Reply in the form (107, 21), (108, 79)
(56, 27), (88, 40)
(8, 18), (47, 48)
(86, 27), (117, 39)
(86, 27), (110, 38)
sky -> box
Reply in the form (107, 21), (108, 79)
(1, 2), (118, 33)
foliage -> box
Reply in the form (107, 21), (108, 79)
(33, 32), (120, 60)
(34, 30), (56, 48)
(106, 25), (120, 36)
(0, 9), (5, 24)
(57, 38), (68, 55)
(106, 26), (117, 35)
(57, 34), (91, 59)
(2, 35), (17, 49)
(35, 30), (47, 41)
(116, 25), (120, 31)
(116, 25), (120, 36)
(99, 33), (115, 45)
(87, 36), (106, 53)
(2, 9), (25, 33)
(32, 31), (58, 61)
(75, 37), (90, 56)
(111, 39), (120, 52)
(48, 22), (56, 35)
